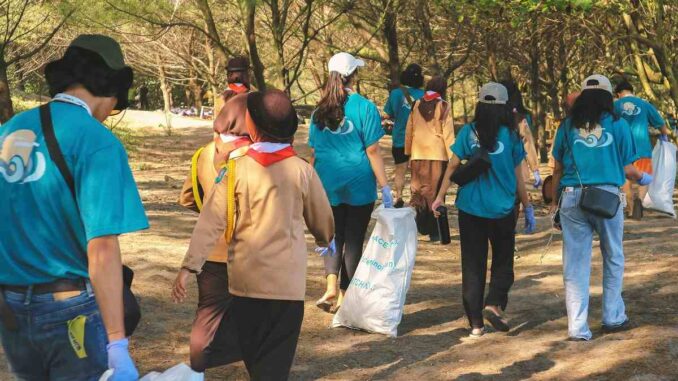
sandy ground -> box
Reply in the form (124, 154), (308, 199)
(2, 119), (677, 381)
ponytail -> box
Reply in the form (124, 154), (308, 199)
(313, 71), (352, 131)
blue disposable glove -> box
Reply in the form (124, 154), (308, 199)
(524, 204), (536, 234)
(638, 172), (653, 186)
(107, 338), (138, 381)
(659, 134), (669, 142)
(381, 185), (394, 208)
(533, 170), (543, 189)
(315, 239), (336, 257)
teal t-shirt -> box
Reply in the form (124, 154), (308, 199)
(0, 102), (149, 285)
(309, 93), (385, 206)
(551, 114), (638, 188)
(452, 123), (526, 219)
(614, 95), (665, 158)
(384, 87), (424, 147)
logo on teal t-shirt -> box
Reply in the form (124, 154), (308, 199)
(573, 124), (614, 149)
(0, 129), (47, 184)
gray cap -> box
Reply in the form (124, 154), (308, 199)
(581, 74), (613, 94)
(478, 82), (508, 105)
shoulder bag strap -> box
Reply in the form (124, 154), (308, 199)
(224, 158), (237, 244)
(190, 146), (206, 211)
(40, 103), (77, 200)
(563, 121), (585, 188)
(400, 86), (414, 108)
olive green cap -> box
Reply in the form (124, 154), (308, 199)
(69, 34), (127, 70)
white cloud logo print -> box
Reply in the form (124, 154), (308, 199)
(328, 117), (355, 135)
(0, 130), (47, 184)
(621, 102), (641, 116)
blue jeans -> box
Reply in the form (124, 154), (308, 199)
(560, 185), (628, 340)
(0, 283), (108, 381)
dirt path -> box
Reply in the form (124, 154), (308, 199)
(2, 125), (677, 381)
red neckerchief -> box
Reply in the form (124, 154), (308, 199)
(232, 137), (251, 149)
(423, 91), (441, 101)
(228, 83), (249, 94)
(246, 146), (297, 167)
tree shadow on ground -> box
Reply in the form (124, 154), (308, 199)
(453, 352), (556, 380)
(291, 327), (468, 380)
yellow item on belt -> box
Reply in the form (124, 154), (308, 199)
(191, 146), (206, 211)
(67, 315), (88, 359)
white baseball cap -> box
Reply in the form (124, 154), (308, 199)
(581, 74), (613, 94)
(328, 52), (365, 77)
(478, 82), (509, 104)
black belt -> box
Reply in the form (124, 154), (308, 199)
(0, 279), (87, 332)
(3, 278), (87, 295)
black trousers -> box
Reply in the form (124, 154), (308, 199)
(190, 261), (241, 372)
(458, 209), (516, 328)
(232, 297), (304, 381)
(323, 202), (375, 290)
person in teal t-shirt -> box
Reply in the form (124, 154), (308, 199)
(432, 82), (535, 337)
(613, 80), (670, 218)
(0, 35), (146, 380)
(309, 52), (393, 313)
(551, 74), (651, 341)
(384, 63), (425, 206)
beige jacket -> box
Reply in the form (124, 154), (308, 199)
(519, 118), (539, 181)
(182, 154), (334, 301)
(405, 100), (455, 161)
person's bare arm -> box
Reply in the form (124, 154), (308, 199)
(366, 143), (388, 187)
(550, 160), (563, 211)
(432, 154), (462, 215)
(624, 163), (643, 182)
(515, 165), (530, 208)
(88, 236), (125, 341)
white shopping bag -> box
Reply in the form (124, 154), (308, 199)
(332, 206), (418, 337)
(642, 140), (677, 218)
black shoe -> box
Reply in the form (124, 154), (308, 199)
(602, 318), (631, 333)
(394, 199), (405, 208)
(483, 308), (510, 332)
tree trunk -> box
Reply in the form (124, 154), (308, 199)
(269, 0), (288, 90)
(623, 13), (657, 100)
(157, 56), (172, 113)
(0, 59), (14, 123)
(242, 1), (267, 91)
(415, 0), (441, 75)
(382, 0), (400, 89)
(529, 14), (547, 163)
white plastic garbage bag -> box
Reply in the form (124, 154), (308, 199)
(332, 206), (418, 337)
(642, 140), (677, 218)
(100, 363), (203, 381)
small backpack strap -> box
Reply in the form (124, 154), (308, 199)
(40, 103), (76, 200)
(224, 158), (237, 244)
(190, 146), (206, 211)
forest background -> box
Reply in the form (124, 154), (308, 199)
(1, 0), (677, 160)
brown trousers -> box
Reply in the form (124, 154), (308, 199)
(410, 160), (447, 236)
(189, 261), (241, 372)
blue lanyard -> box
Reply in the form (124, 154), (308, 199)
(53, 93), (92, 116)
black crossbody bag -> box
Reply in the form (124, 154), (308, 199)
(564, 124), (620, 219)
(450, 128), (492, 186)
(40, 103), (141, 336)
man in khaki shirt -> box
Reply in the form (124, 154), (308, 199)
(173, 90), (334, 380)
(176, 93), (251, 372)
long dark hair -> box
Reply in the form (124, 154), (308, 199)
(570, 89), (616, 131)
(418, 76), (447, 122)
(501, 80), (531, 127)
(313, 71), (354, 131)
(473, 102), (515, 150)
